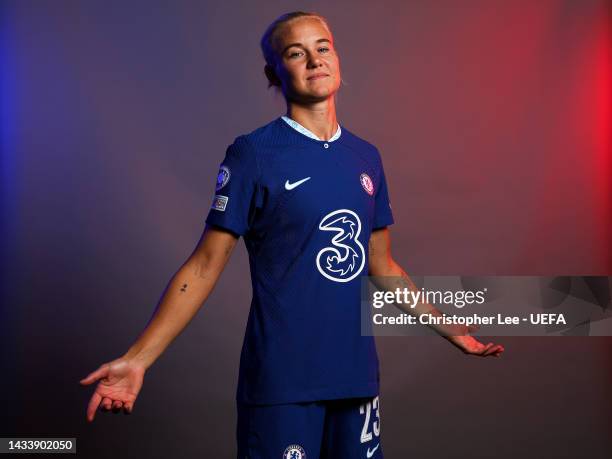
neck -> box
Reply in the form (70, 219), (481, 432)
(285, 100), (338, 141)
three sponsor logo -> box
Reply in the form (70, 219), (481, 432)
(316, 209), (365, 283)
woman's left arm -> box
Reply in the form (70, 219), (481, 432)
(368, 228), (504, 358)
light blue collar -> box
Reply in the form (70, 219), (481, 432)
(281, 115), (342, 142)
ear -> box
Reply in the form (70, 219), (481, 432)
(264, 64), (281, 88)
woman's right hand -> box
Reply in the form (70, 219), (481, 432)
(79, 357), (145, 422)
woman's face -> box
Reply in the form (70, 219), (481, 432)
(269, 17), (341, 103)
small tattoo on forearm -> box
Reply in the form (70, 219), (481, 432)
(180, 283), (188, 292)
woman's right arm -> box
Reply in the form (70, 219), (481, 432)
(122, 224), (238, 369)
(79, 224), (239, 421)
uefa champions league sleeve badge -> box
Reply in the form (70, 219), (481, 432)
(216, 165), (231, 191)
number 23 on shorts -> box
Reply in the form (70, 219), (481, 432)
(360, 395), (381, 457)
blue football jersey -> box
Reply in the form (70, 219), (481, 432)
(205, 116), (394, 405)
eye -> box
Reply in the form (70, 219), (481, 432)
(288, 51), (303, 58)
(318, 47), (330, 53)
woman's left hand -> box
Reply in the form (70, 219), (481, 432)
(446, 333), (504, 357)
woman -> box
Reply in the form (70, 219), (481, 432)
(80, 11), (504, 458)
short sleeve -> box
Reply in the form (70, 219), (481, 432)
(373, 157), (395, 230)
(205, 136), (261, 237)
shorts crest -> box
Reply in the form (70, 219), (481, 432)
(283, 444), (306, 459)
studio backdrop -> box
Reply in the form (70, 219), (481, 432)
(1, 1), (610, 458)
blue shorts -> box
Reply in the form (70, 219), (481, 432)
(236, 395), (383, 459)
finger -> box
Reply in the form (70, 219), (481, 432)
(484, 345), (503, 356)
(112, 401), (123, 413)
(123, 401), (134, 415)
(100, 397), (113, 411)
(484, 343), (499, 356)
(481, 343), (495, 355)
(478, 342), (494, 355)
(86, 392), (103, 422)
(80, 364), (110, 386)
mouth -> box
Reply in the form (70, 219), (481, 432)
(307, 73), (329, 80)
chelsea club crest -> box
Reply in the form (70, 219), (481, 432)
(360, 172), (374, 196)
(283, 444), (306, 459)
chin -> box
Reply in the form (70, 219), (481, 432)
(309, 91), (335, 102)
(306, 85), (336, 98)
(288, 84), (336, 102)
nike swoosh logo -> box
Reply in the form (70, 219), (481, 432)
(285, 176), (311, 190)
(367, 443), (380, 458)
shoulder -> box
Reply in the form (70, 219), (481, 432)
(224, 122), (270, 160)
(223, 118), (284, 178)
(340, 125), (383, 165)
(226, 117), (289, 161)
(235, 117), (285, 149)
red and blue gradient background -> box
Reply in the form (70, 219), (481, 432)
(1, 1), (610, 457)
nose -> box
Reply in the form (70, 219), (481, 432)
(307, 53), (323, 68)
